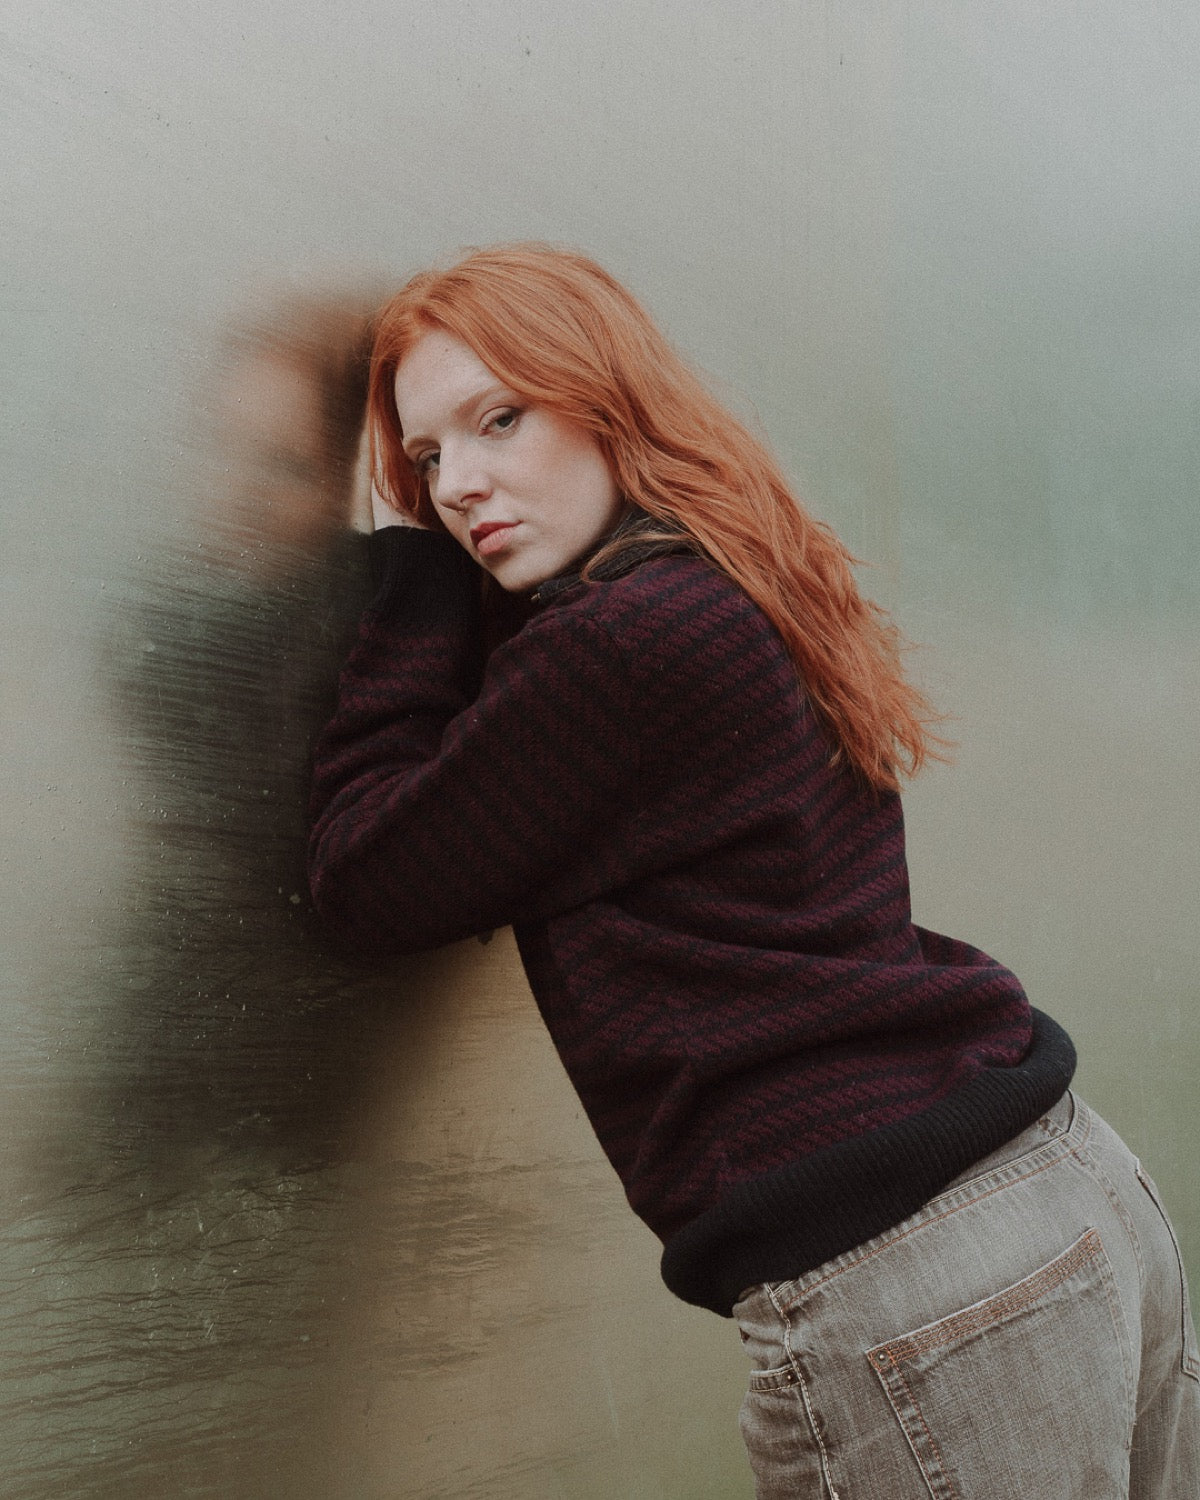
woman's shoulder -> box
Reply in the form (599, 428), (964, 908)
(591, 554), (772, 636)
(542, 551), (745, 617)
(531, 553), (789, 685)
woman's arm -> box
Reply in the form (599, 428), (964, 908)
(307, 528), (636, 959)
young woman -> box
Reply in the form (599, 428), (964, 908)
(307, 244), (1199, 1497)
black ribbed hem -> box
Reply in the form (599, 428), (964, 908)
(366, 527), (480, 627)
(660, 1009), (1077, 1316)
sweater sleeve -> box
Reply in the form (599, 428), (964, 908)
(307, 527), (637, 959)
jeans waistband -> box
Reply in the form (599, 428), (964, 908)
(736, 1088), (1083, 1309)
(941, 1086), (1080, 1195)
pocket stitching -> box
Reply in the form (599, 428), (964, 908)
(869, 1227), (1105, 1367)
(747, 1363), (800, 1393)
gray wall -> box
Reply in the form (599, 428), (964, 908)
(3, 3), (1197, 1495)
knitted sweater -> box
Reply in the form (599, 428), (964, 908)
(308, 528), (1075, 1315)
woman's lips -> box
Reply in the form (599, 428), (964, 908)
(471, 522), (518, 558)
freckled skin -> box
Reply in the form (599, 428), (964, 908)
(393, 331), (625, 593)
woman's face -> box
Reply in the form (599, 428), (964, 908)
(393, 330), (624, 593)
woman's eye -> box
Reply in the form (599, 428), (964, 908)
(486, 408), (519, 435)
(416, 451), (440, 476)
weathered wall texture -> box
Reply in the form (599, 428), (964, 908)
(2, 3), (1197, 1494)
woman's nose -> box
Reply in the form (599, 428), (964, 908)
(435, 444), (491, 512)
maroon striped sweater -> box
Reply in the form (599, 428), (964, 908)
(308, 528), (1074, 1314)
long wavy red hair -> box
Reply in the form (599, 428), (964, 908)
(368, 243), (942, 791)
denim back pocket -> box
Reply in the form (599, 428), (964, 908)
(866, 1228), (1134, 1500)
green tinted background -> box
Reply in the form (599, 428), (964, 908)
(3, 2), (1196, 1495)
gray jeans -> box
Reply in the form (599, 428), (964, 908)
(733, 1092), (1200, 1498)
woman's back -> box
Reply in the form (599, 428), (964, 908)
(309, 532), (1073, 1315)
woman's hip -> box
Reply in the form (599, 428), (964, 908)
(733, 1092), (1200, 1499)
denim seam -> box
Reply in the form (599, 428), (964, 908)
(1135, 1164), (1200, 1383)
(1092, 1233), (1140, 1429)
(878, 1361), (959, 1500)
(1071, 1137), (1144, 1284)
(767, 1281), (843, 1500)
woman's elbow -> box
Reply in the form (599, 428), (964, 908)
(306, 849), (456, 962)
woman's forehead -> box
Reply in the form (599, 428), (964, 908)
(393, 331), (507, 440)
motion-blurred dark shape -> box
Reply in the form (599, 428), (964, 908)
(0, 293), (395, 1497)
(96, 293), (380, 1153)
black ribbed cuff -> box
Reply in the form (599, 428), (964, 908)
(366, 526), (481, 629)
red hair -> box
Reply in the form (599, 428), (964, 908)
(368, 243), (943, 791)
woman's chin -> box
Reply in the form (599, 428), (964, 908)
(485, 557), (552, 595)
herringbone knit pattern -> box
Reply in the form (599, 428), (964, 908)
(309, 529), (1075, 1313)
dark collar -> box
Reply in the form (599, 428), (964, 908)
(528, 571), (583, 608)
(527, 510), (698, 609)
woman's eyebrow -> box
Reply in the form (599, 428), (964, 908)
(400, 384), (513, 456)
